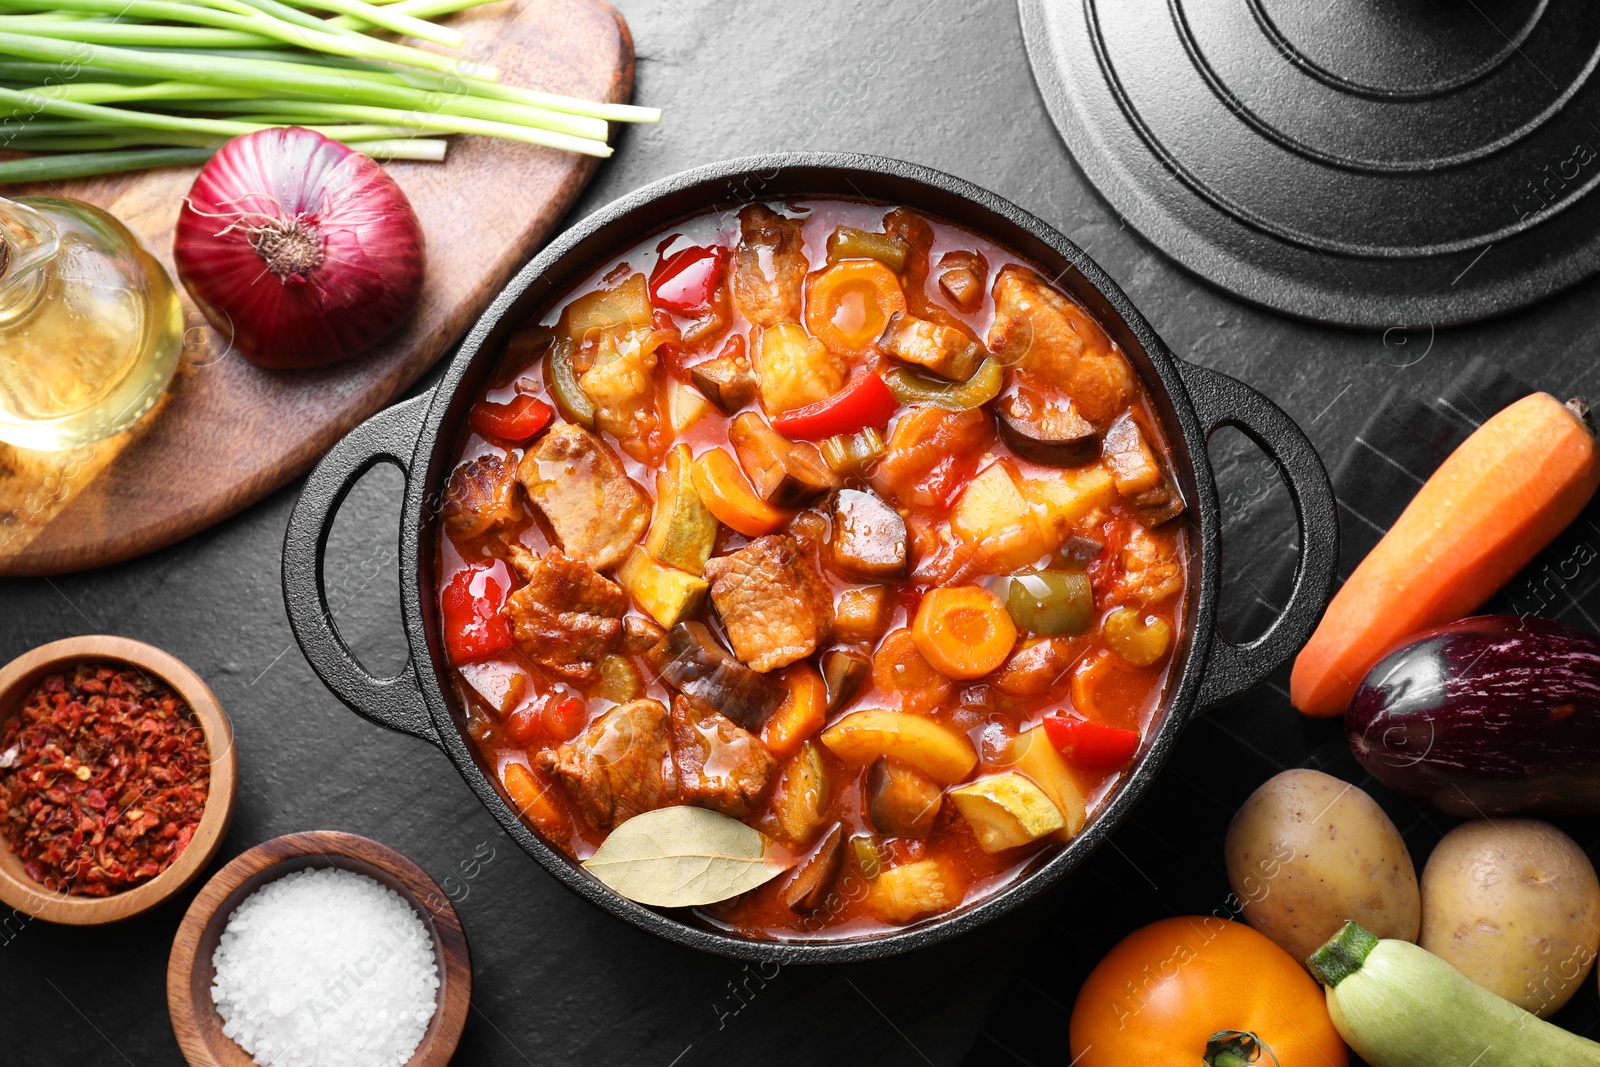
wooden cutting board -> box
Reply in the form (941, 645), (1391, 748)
(0, 0), (633, 576)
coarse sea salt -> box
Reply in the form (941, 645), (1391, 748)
(211, 866), (439, 1067)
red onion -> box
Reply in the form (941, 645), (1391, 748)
(174, 127), (426, 370)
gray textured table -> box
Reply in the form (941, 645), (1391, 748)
(6, 2), (1600, 1065)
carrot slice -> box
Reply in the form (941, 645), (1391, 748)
(1291, 392), (1600, 717)
(804, 260), (907, 354)
(762, 662), (827, 756)
(690, 447), (792, 537)
(912, 585), (1019, 680)
(502, 761), (564, 836)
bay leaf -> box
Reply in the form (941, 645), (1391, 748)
(582, 805), (789, 907)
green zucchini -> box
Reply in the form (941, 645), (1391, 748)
(1307, 922), (1600, 1067)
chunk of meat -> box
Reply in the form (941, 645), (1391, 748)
(670, 695), (777, 818)
(705, 534), (833, 672)
(622, 615), (666, 655)
(987, 266), (1135, 425)
(732, 204), (808, 327)
(1120, 527), (1183, 605)
(1102, 413), (1185, 525)
(442, 454), (521, 541)
(536, 698), (678, 830)
(501, 547), (628, 684)
(516, 422), (649, 570)
(579, 326), (669, 463)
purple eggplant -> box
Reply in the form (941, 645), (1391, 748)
(1347, 615), (1600, 815)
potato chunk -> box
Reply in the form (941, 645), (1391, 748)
(869, 859), (958, 924)
(754, 323), (844, 415)
(820, 709), (977, 784)
(951, 461), (1049, 571)
(1005, 728), (1087, 840)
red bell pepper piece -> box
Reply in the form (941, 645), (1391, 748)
(649, 242), (727, 315)
(469, 393), (553, 442)
(1042, 714), (1140, 771)
(771, 373), (899, 441)
(441, 560), (515, 664)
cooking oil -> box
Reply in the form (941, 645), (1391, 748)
(0, 195), (182, 452)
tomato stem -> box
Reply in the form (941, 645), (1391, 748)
(1203, 1031), (1279, 1067)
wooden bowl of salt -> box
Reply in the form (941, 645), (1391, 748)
(166, 830), (471, 1067)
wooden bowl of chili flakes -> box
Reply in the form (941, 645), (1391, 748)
(0, 635), (237, 924)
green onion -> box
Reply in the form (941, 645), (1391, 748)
(0, 0), (656, 181)
(0, 145), (213, 180)
(0, 85), (259, 135)
(0, 0), (491, 75)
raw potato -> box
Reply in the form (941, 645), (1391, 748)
(1225, 769), (1420, 965)
(1420, 818), (1600, 1018)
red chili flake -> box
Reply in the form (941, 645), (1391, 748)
(0, 662), (210, 897)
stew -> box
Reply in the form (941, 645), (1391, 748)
(435, 199), (1188, 940)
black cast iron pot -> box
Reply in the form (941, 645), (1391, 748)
(282, 154), (1339, 963)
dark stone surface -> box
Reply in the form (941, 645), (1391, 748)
(5, 1), (1600, 1064)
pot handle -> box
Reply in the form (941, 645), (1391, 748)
(282, 392), (440, 748)
(1176, 362), (1339, 712)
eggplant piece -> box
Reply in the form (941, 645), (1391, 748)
(729, 412), (841, 507)
(829, 488), (909, 581)
(936, 250), (988, 312)
(997, 394), (1099, 467)
(867, 758), (943, 838)
(1102, 412), (1185, 525)
(821, 646), (871, 712)
(647, 621), (785, 731)
(688, 335), (758, 413)
(878, 312), (985, 383)
(1059, 534), (1105, 568)
(783, 822), (845, 913)
(1347, 616), (1600, 815)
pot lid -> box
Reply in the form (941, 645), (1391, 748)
(1019, 0), (1600, 327)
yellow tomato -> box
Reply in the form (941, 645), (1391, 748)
(1070, 917), (1347, 1067)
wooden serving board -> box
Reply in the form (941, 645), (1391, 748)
(0, 0), (634, 576)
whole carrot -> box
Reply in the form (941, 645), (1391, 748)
(1291, 392), (1600, 717)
